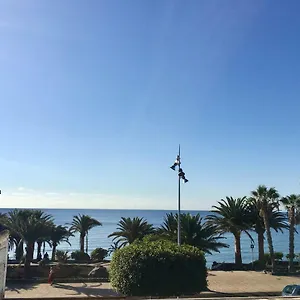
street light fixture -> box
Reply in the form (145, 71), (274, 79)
(170, 145), (188, 246)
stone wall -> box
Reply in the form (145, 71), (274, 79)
(7, 264), (108, 279)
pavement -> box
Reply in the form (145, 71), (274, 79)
(5, 282), (120, 298)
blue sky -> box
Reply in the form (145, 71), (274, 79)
(1, 0), (300, 209)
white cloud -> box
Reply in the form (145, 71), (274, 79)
(0, 188), (172, 210)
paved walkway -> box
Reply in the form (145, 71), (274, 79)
(5, 282), (120, 298)
(5, 271), (300, 298)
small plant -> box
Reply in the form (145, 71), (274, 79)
(71, 250), (90, 262)
(264, 252), (284, 264)
(90, 248), (108, 262)
(108, 241), (121, 255)
(56, 250), (69, 263)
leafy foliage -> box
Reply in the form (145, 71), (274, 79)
(109, 240), (207, 296)
(248, 198), (288, 233)
(108, 241), (122, 255)
(206, 197), (253, 237)
(206, 197), (253, 266)
(91, 247), (108, 262)
(69, 214), (102, 252)
(55, 250), (70, 263)
(3, 209), (54, 275)
(108, 217), (154, 247)
(158, 213), (228, 254)
(71, 250), (90, 262)
(50, 225), (72, 260)
(251, 185), (280, 271)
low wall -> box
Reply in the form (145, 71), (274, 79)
(7, 264), (108, 279)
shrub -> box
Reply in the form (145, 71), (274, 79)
(263, 252), (284, 265)
(56, 250), (69, 263)
(91, 248), (108, 262)
(109, 240), (207, 296)
(71, 251), (90, 262)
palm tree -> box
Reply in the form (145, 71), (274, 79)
(108, 241), (121, 255)
(3, 209), (54, 277)
(280, 194), (300, 272)
(69, 214), (102, 252)
(206, 196), (253, 268)
(2, 210), (34, 261)
(36, 222), (55, 260)
(159, 212), (228, 254)
(248, 198), (288, 262)
(251, 185), (280, 272)
(108, 217), (154, 247)
(50, 225), (73, 261)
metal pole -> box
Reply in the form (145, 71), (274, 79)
(177, 145), (181, 246)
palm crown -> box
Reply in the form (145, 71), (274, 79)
(69, 214), (102, 252)
(108, 217), (154, 247)
(160, 212), (228, 254)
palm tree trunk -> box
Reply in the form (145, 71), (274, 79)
(80, 234), (85, 252)
(262, 210), (275, 272)
(234, 232), (242, 268)
(36, 241), (42, 260)
(15, 241), (24, 262)
(289, 208), (295, 272)
(86, 232), (88, 253)
(51, 244), (57, 261)
(258, 231), (265, 262)
(24, 243), (34, 278)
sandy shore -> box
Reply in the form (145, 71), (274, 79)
(5, 271), (300, 298)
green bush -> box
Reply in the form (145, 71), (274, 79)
(263, 252), (284, 264)
(91, 248), (108, 262)
(109, 240), (207, 296)
(71, 251), (90, 262)
(56, 250), (69, 263)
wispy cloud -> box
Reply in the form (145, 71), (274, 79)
(0, 187), (170, 210)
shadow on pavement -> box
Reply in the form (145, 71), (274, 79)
(53, 282), (120, 297)
(6, 282), (38, 294)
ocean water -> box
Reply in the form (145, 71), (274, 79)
(0, 208), (295, 267)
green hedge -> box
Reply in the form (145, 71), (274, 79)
(91, 248), (108, 262)
(109, 240), (207, 296)
(71, 251), (90, 262)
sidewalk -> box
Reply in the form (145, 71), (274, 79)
(5, 282), (120, 298)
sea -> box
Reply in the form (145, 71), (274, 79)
(0, 208), (296, 268)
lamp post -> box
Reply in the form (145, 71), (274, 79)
(170, 145), (188, 246)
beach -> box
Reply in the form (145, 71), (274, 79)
(5, 271), (300, 298)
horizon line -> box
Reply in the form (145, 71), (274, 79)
(0, 207), (211, 211)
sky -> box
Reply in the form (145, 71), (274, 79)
(1, 1), (300, 210)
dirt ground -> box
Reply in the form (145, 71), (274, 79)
(5, 271), (300, 298)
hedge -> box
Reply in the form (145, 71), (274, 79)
(109, 240), (207, 296)
(91, 248), (108, 262)
(71, 251), (90, 262)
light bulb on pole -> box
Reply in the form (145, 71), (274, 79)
(169, 145), (188, 246)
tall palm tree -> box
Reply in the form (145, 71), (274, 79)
(3, 209), (54, 277)
(36, 221), (55, 260)
(2, 210), (33, 261)
(50, 225), (73, 261)
(108, 217), (154, 247)
(248, 198), (288, 262)
(251, 185), (280, 272)
(69, 214), (102, 252)
(159, 212), (228, 254)
(206, 196), (253, 268)
(280, 194), (300, 272)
